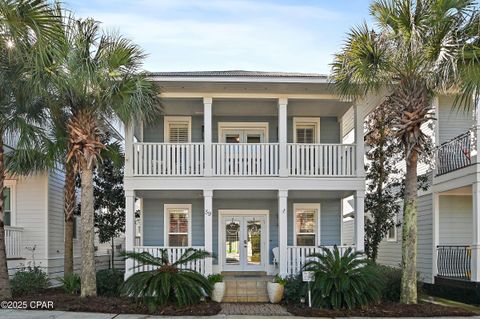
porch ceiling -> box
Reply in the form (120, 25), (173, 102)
(439, 185), (472, 196)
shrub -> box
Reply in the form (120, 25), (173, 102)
(273, 275), (287, 285)
(11, 266), (49, 296)
(57, 273), (81, 295)
(122, 248), (213, 312)
(97, 269), (124, 297)
(304, 246), (382, 309)
(375, 265), (402, 302)
(283, 274), (306, 304)
(207, 274), (223, 284)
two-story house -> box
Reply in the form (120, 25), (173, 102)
(376, 95), (480, 303)
(122, 71), (374, 301)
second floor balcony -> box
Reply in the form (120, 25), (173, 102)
(132, 142), (357, 177)
(435, 129), (475, 176)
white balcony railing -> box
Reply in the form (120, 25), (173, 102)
(212, 143), (279, 176)
(131, 143), (357, 177)
(287, 144), (356, 176)
(5, 226), (23, 259)
(133, 143), (204, 176)
(132, 246), (206, 275)
(287, 245), (355, 275)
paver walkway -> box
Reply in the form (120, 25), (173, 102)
(220, 303), (290, 316)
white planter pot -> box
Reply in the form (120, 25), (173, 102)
(211, 282), (225, 303)
(267, 282), (284, 304)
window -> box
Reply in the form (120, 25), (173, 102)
(218, 122), (269, 143)
(164, 116), (191, 143)
(294, 203), (320, 246)
(165, 204), (191, 246)
(387, 215), (397, 242)
(4, 187), (11, 226)
(293, 117), (320, 144)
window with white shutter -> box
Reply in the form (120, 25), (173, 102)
(164, 117), (191, 143)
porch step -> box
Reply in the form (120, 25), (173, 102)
(222, 275), (273, 303)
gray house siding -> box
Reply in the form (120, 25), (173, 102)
(439, 195), (472, 245)
(438, 96), (474, 144)
(377, 194), (433, 283)
(143, 115), (340, 144)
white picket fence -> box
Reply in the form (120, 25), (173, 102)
(212, 143), (279, 176)
(133, 143), (204, 176)
(5, 226), (23, 259)
(286, 245), (355, 275)
(132, 246), (206, 275)
(287, 144), (356, 176)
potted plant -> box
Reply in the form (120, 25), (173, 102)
(208, 274), (225, 303)
(267, 275), (286, 303)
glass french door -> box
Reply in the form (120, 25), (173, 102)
(222, 129), (265, 143)
(223, 215), (266, 271)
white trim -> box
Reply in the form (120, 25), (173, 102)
(218, 122), (269, 143)
(293, 203), (321, 246)
(164, 116), (192, 143)
(4, 180), (16, 227)
(164, 204), (192, 247)
(149, 75), (329, 84)
(218, 209), (269, 272)
(293, 117), (320, 143)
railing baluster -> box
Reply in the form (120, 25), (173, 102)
(436, 245), (471, 280)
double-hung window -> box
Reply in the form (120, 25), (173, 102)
(293, 118), (320, 144)
(165, 204), (191, 247)
(294, 203), (320, 246)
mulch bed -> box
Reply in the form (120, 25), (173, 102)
(9, 288), (221, 316)
(287, 302), (476, 317)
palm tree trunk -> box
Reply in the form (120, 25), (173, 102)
(0, 134), (11, 299)
(80, 166), (96, 297)
(400, 149), (418, 304)
(64, 160), (75, 277)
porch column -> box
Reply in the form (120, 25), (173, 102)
(278, 98), (288, 177)
(475, 97), (480, 164)
(204, 189), (213, 275)
(204, 97), (213, 176)
(124, 123), (134, 177)
(125, 190), (136, 279)
(354, 190), (365, 253)
(472, 182), (480, 281)
(278, 190), (288, 276)
(354, 104), (365, 177)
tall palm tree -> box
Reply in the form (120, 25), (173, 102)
(331, 0), (479, 304)
(0, 0), (64, 299)
(50, 18), (161, 297)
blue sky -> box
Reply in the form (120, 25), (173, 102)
(68, 0), (373, 74)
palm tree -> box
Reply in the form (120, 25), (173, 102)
(0, 0), (64, 299)
(50, 18), (161, 297)
(331, 0), (479, 304)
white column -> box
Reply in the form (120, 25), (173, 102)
(432, 193), (440, 280)
(204, 189), (213, 275)
(472, 182), (480, 281)
(278, 190), (288, 276)
(354, 104), (365, 177)
(125, 190), (136, 279)
(124, 123), (134, 177)
(354, 190), (365, 253)
(278, 98), (288, 177)
(204, 97), (213, 176)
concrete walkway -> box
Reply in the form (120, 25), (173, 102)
(2, 310), (480, 319)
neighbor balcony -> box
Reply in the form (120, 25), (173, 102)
(132, 142), (357, 177)
(435, 129), (475, 176)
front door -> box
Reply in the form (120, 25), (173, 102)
(222, 215), (266, 271)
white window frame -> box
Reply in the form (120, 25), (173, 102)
(386, 214), (398, 242)
(218, 122), (269, 143)
(293, 203), (321, 246)
(4, 180), (16, 227)
(164, 204), (192, 247)
(164, 116), (192, 143)
(293, 117), (321, 143)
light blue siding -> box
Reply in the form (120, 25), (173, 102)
(143, 198), (204, 246)
(287, 199), (341, 246)
(143, 116), (341, 144)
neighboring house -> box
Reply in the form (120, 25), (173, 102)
(376, 95), (480, 302)
(5, 118), (125, 277)
(123, 71), (374, 287)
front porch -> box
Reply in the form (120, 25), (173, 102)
(124, 190), (364, 278)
